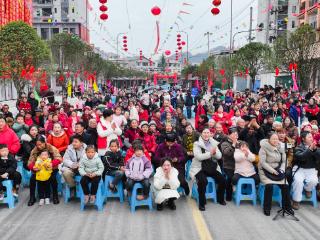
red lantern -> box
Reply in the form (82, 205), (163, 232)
(181, 41), (186, 46)
(99, 0), (107, 3)
(177, 38), (181, 42)
(219, 69), (225, 76)
(177, 42), (181, 46)
(293, 63), (298, 71)
(151, 6), (161, 16)
(123, 36), (127, 39)
(100, 5), (108, 12)
(100, 13), (108, 20)
(177, 34), (181, 38)
(178, 46), (182, 50)
(165, 50), (171, 56)
(123, 40), (127, 43)
(212, 0), (221, 7)
(124, 48), (128, 52)
(123, 44), (127, 48)
(289, 63), (293, 71)
(275, 67), (280, 76)
(211, 8), (220, 15)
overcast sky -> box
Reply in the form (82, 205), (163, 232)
(89, 0), (258, 59)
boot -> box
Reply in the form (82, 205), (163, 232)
(292, 201), (299, 210)
(168, 198), (176, 210)
(28, 196), (36, 206)
(53, 194), (60, 204)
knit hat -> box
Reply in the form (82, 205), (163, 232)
(139, 121), (149, 129)
(149, 120), (157, 126)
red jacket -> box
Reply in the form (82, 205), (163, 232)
(124, 128), (141, 144)
(212, 112), (232, 134)
(151, 115), (164, 131)
(18, 102), (31, 112)
(124, 147), (151, 163)
(139, 109), (149, 122)
(140, 132), (157, 153)
(304, 104), (319, 116)
(0, 125), (21, 154)
(47, 132), (69, 153)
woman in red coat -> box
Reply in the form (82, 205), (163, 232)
(212, 105), (232, 134)
(47, 122), (69, 154)
(18, 96), (32, 112)
(194, 99), (207, 129)
(67, 110), (80, 136)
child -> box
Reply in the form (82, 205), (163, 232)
(79, 145), (104, 204)
(124, 119), (140, 148)
(103, 140), (125, 193)
(12, 114), (29, 140)
(0, 144), (21, 199)
(113, 106), (127, 130)
(33, 150), (52, 205)
(125, 144), (153, 200)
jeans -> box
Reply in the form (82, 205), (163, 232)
(108, 170), (125, 186)
(186, 106), (192, 119)
(126, 178), (150, 196)
(37, 180), (50, 199)
(195, 170), (226, 207)
(80, 176), (101, 195)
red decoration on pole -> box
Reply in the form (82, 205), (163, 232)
(289, 63), (293, 71)
(177, 34), (181, 38)
(151, 6), (161, 16)
(213, 0), (222, 7)
(245, 68), (249, 75)
(293, 63), (298, 71)
(165, 50), (171, 56)
(178, 46), (182, 50)
(181, 41), (186, 46)
(219, 69), (225, 76)
(211, 8), (220, 15)
(99, 0), (107, 3)
(275, 67), (280, 76)
(100, 13), (108, 20)
(99, 5), (108, 12)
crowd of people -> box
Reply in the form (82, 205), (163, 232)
(0, 85), (319, 216)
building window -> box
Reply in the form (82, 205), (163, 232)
(292, 6), (296, 13)
(292, 21), (295, 29)
(70, 28), (76, 34)
(63, 28), (68, 33)
(52, 28), (59, 35)
(40, 28), (49, 40)
(54, 8), (57, 13)
(42, 8), (52, 17)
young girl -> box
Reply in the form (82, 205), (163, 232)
(125, 144), (153, 200)
(34, 150), (52, 205)
(113, 106), (127, 130)
(232, 141), (259, 186)
(124, 119), (140, 148)
(79, 145), (104, 204)
(154, 157), (180, 211)
(103, 140), (125, 193)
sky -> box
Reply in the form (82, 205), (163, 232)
(89, 0), (258, 59)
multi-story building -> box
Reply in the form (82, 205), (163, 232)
(32, 0), (89, 42)
(297, 0), (320, 32)
(0, 0), (32, 26)
(257, 0), (298, 44)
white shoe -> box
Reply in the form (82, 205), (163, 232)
(39, 199), (45, 206)
(45, 198), (50, 205)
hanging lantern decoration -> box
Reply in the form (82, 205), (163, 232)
(177, 34), (181, 38)
(100, 5), (108, 12)
(123, 35), (128, 52)
(139, 50), (143, 61)
(293, 63), (298, 71)
(177, 42), (181, 46)
(99, 0), (107, 3)
(178, 46), (182, 51)
(275, 67), (280, 76)
(165, 50), (171, 56)
(211, 8), (220, 15)
(289, 63), (293, 71)
(219, 69), (225, 76)
(100, 13), (108, 20)
(181, 41), (186, 46)
(212, 0), (221, 7)
(99, 0), (109, 21)
(151, 6), (161, 16)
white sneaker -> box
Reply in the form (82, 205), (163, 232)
(39, 199), (45, 206)
(45, 198), (50, 205)
(0, 193), (4, 201)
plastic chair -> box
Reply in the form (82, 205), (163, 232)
(301, 187), (318, 208)
(104, 175), (124, 203)
(185, 160), (192, 181)
(177, 186), (185, 195)
(16, 161), (31, 187)
(234, 178), (257, 206)
(191, 177), (217, 204)
(258, 184), (282, 207)
(63, 175), (81, 203)
(79, 179), (104, 211)
(56, 173), (63, 195)
(128, 182), (153, 212)
(0, 180), (17, 208)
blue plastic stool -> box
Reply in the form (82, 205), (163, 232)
(0, 180), (18, 208)
(258, 184), (282, 207)
(191, 177), (217, 204)
(301, 187), (318, 208)
(177, 186), (185, 195)
(234, 178), (257, 206)
(185, 160), (192, 181)
(104, 175), (124, 203)
(79, 178), (104, 211)
(63, 175), (81, 203)
(128, 182), (153, 212)
(56, 173), (63, 195)
(16, 161), (31, 187)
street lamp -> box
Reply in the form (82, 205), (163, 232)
(116, 32), (127, 61)
(177, 30), (189, 65)
(204, 32), (213, 58)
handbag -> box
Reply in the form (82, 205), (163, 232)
(200, 147), (217, 176)
(262, 154), (285, 181)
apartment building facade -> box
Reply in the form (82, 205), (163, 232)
(297, 0), (320, 31)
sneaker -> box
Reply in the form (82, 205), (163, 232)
(89, 195), (96, 204)
(84, 195), (89, 204)
(168, 199), (176, 210)
(12, 188), (19, 198)
(0, 193), (4, 201)
(292, 201), (300, 210)
(45, 198), (50, 205)
(157, 203), (164, 211)
(39, 199), (45, 206)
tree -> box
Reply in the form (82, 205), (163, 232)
(198, 56), (215, 80)
(0, 21), (50, 95)
(273, 24), (320, 90)
(158, 54), (166, 72)
(234, 42), (272, 89)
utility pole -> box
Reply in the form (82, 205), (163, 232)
(204, 32), (212, 58)
(266, 0), (271, 44)
(229, 0), (233, 51)
(249, 6), (253, 43)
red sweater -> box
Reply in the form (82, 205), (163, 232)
(47, 132), (69, 153)
(0, 125), (21, 154)
(18, 102), (31, 112)
(124, 147), (151, 163)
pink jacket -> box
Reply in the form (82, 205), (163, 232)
(234, 149), (256, 177)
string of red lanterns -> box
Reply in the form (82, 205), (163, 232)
(123, 35), (128, 52)
(139, 50), (143, 61)
(99, 0), (109, 20)
(211, 0), (221, 15)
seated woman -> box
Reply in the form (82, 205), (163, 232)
(154, 157), (180, 211)
(259, 132), (294, 216)
(190, 128), (226, 211)
(47, 122), (69, 154)
(232, 141), (259, 186)
(139, 121), (157, 157)
(182, 123), (199, 160)
(292, 131), (320, 210)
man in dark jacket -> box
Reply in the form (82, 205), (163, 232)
(185, 92), (194, 119)
(70, 122), (92, 146)
(154, 134), (190, 195)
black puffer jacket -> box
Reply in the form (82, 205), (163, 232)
(102, 151), (124, 175)
(0, 154), (17, 175)
(294, 143), (320, 169)
(20, 134), (37, 169)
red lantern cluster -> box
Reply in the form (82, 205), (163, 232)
(123, 35), (128, 52)
(177, 34), (183, 51)
(175, 50), (179, 61)
(211, 0), (221, 15)
(99, 0), (109, 21)
(139, 50), (143, 61)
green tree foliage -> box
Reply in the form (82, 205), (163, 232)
(0, 21), (50, 95)
(273, 24), (320, 90)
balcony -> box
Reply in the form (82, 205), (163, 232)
(32, 0), (53, 6)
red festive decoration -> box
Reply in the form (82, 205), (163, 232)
(99, 5), (108, 12)
(165, 50), (171, 56)
(177, 34), (181, 38)
(123, 40), (127, 43)
(151, 6), (161, 16)
(212, 0), (222, 7)
(99, 0), (107, 3)
(245, 68), (249, 75)
(293, 63), (298, 71)
(123, 44), (127, 48)
(177, 38), (181, 42)
(124, 48), (128, 52)
(123, 36), (127, 39)
(275, 67), (280, 76)
(177, 42), (181, 46)
(178, 46), (182, 50)
(219, 69), (225, 76)
(211, 8), (220, 15)
(100, 13), (108, 20)
(181, 41), (186, 46)
(21, 69), (27, 78)
(289, 63), (293, 71)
